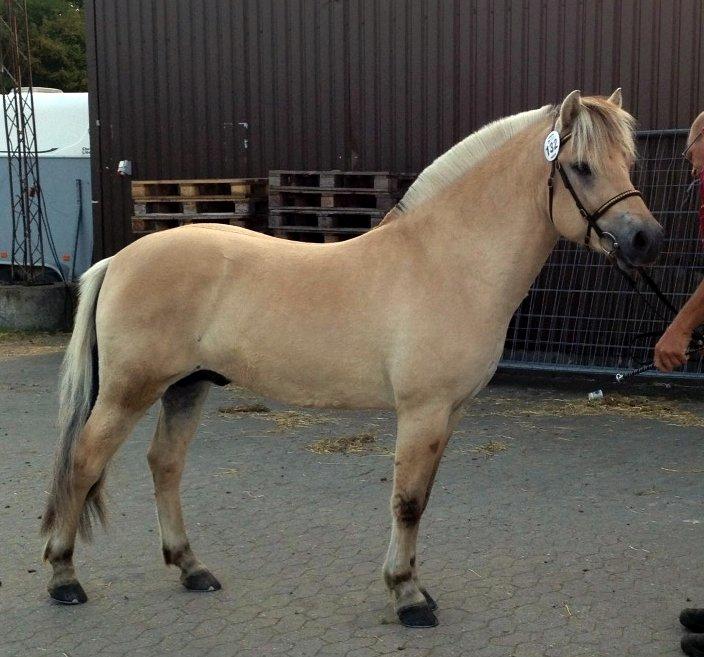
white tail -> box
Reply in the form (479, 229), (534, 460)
(42, 257), (111, 541)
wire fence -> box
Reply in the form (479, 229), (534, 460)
(502, 129), (704, 377)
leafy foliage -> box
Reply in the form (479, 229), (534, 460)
(28, 0), (86, 91)
(1, 0), (86, 92)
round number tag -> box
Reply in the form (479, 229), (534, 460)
(544, 130), (560, 161)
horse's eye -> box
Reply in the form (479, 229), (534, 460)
(571, 162), (592, 176)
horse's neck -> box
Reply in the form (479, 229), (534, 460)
(390, 121), (558, 318)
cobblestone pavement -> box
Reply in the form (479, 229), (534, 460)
(3, 351), (704, 657)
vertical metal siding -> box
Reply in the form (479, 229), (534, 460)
(86, 0), (704, 258)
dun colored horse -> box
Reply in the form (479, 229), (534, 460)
(42, 90), (663, 627)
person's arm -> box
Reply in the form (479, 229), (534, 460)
(654, 277), (704, 371)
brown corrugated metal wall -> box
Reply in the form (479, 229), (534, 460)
(86, 0), (704, 259)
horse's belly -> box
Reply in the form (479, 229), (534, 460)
(208, 328), (394, 409)
(220, 352), (393, 409)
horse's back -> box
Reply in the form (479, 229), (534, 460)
(96, 225), (397, 407)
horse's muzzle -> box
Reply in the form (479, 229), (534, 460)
(605, 213), (664, 267)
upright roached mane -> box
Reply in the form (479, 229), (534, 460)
(395, 97), (637, 215)
(397, 105), (552, 213)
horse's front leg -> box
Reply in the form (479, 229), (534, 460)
(384, 402), (456, 628)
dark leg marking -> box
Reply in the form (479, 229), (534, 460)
(384, 570), (413, 590)
(393, 494), (421, 527)
(428, 440), (439, 454)
(163, 543), (221, 592)
(55, 547), (74, 563)
(162, 544), (189, 566)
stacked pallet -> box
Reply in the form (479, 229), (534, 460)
(131, 178), (268, 234)
(268, 170), (414, 242)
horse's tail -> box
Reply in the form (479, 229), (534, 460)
(41, 257), (111, 542)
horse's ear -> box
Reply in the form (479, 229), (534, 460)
(559, 90), (582, 130)
(608, 87), (623, 108)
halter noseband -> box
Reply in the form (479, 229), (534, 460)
(546, 119), (643, 254)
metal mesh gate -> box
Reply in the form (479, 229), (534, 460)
(502, 129), (704, 378)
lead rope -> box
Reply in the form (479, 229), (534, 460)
(620, 263), (704, 346)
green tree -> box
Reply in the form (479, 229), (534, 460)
(27, 0), (86, 91)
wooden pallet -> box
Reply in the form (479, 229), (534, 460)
(269, 170), (400, 193)
(134, 198), (268, 216)
(269, 209), (384, 231)
(132, 178), (268, 200)
(131, 214), (268, 234)
(269, 189), (395, 212)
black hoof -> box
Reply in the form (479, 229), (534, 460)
(682, 634), (704, 657)
(182, 570), (221, 592)
(397, 603), (438, 628)
(421, 588), (437, 611)
(49, 581), (87, 605)
(681, 609), (704, 633)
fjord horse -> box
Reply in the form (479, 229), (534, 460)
(42, 89), (662, 627)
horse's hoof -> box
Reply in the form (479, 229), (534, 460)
(682, 633), (704, 657)
(49, 581), (87, 605)
(421, 588), (437, 611)
(681, 609), (704, 633)
(397, 603), (438, 628)
(182, 569), (221, 592)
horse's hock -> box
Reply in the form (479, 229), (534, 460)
(0, 283), (73, 331)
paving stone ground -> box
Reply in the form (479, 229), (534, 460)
(2, 349), (704, 657)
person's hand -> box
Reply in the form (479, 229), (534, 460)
(654, 324), (691, 372)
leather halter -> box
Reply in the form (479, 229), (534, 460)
(547, 121), (643, 253)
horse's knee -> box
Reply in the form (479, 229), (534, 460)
(392, 493), (422, 526)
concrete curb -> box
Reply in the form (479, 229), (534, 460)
(0, 283), (75, 331)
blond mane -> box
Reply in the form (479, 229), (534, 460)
(396, 105), (552, 213)
(394, 96), (636, 215)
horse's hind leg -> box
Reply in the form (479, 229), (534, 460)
(383, 402), (456, 628)
(147, 378), (220, 592)
(43, 395), (151, 603)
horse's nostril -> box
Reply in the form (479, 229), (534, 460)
(632, 230), (649, 251)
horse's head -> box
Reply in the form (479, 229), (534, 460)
(548, 89), (663, 270)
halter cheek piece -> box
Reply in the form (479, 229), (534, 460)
(546, 123), (643, 255)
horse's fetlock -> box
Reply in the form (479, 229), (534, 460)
(384, 569), (413, 590)
(55, 547), (74, 563)
(162, 542), (191, 566)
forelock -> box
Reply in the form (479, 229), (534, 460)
(567, 97), (636, 173)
